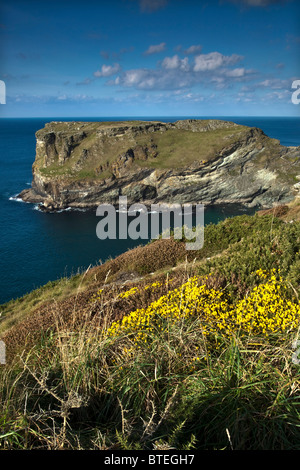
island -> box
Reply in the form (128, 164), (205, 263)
(18, 119), (300, 211)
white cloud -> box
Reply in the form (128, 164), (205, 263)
(225, 67), (246, 77)
(210, 76), (226, 88)
(94, 63), (121, 78)
(261, 89), (291, 102)
(183, 45), (203, 55)
(144, 42), (166, 55)
(115, 67), (190, 90)
(161, 55), (189, 71)
(179, 92), (204, 102)
(193, 52), (243, 72)
(258, 78), (290, 89)
(240, 77), (294, 103)
(120, 69), (146, 86)
(108, 50), (254, 92)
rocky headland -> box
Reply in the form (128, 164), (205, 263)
(18, 119), (300, 211)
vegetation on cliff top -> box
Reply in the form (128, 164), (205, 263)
(34, 120), (269, 180)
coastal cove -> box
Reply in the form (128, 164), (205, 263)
(1, 116), (299, 305)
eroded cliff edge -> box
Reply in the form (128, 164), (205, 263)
(18, 119), (300, 211)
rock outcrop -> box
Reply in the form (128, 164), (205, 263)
(18, 119), (300, 211)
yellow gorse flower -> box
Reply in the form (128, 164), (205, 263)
(107, 276), (230, 343)
(106, 270), (300, 346)
(118, 279), (171, 298)
(118, 286), (138, 299)
(234, 270), (299, 336)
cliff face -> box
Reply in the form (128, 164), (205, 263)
(19, 119), (300, 211)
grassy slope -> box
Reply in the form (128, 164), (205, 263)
(2, 201), (300, 449)
(2, 200), (300, 347)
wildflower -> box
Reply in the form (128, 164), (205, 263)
(104, 271), (300, 347)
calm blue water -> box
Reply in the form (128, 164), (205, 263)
(0, 116), (299, 304)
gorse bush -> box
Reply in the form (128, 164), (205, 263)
(234, 269), (300, 336)
(106, 269), (300, 347)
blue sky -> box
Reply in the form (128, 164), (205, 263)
(0, 0), (299, 117)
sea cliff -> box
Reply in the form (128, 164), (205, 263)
(18, 119), (300, 211)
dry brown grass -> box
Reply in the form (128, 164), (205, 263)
(256, 199), (300, 223)
(1, 237), (201, 362)
(257, 204), (289, 219)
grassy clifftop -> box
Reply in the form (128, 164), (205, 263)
(35, 119), (250, 179)
(33, 119), (297, 183)
(2, 202), (300, 449)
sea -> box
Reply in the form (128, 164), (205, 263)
(0, 116), (299, 305)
